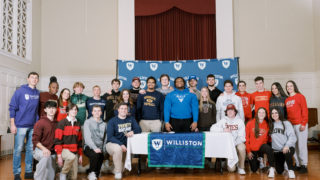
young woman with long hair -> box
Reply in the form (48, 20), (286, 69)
(114, 89), (136, 118)
(269, 82), (288, 118)
(57, 88), (71, 121)
(198, 87), (216, 131)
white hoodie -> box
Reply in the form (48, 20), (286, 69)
(216, 91), (244, 122)
(210, 116), (246, 146)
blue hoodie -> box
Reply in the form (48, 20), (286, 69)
(164, 88), (199, 123)
(9, 84), (40, 128)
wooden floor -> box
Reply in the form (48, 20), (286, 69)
(1, 150), (319, 180)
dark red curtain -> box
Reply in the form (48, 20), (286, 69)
(135, 1), (216, 60)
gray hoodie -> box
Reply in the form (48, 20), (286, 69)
(83, 117), (107, 151)
(271, 121), (297, 151)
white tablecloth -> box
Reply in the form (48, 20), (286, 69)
(124, 132), (239, 171)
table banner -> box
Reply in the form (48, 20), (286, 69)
(148, 133), (205, 168)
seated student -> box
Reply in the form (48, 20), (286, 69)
(269, 108), (297, 178)
(210, 104), (246, 175)
(84, 105), (107, 180)
(198, 87), (216, 132)
(246, 107), (276, 178)
(54, 103), (83, 180)
(106, 102), (141, 180)
(32, 101), (58, 180)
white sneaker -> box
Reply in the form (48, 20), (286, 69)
(268, 167), (275, 178)
(115, 172), (122, 179)
(258, 157), (265, 169)
(60, 173), (67, 180)
(101, 160), (114, 173)
(238, 168), (246, 175)
(288, 170), (296, 179)
(87, 172), (97, 180)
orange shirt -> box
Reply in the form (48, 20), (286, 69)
(235, 91), (252, 122)
(245, 119), (269, 153)
(251, 90), (272, 115)
(285, 93), (308, 126)
(57, 101), (68, 122)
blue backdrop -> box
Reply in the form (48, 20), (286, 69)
(117, 58), (239, 91)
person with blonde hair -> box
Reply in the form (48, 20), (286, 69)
(70, 82), (88, 126)
(197, 87), (216, 131)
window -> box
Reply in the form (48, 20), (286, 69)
(0, 0), (32, 62)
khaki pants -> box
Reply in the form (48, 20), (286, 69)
(106, 143), (126, 173)
(228, 143), (246, 172)
(61, 149), (78, 180)
(139, 120), (162, 132)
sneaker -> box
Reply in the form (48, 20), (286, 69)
(294, 166), (301, 171)
(14, 174), (21, 180)
(60, 173), (67, 180)
(288, 170), (296, 179)
(238, 168), (246, 175)
(268, 167), (275, 178)
(299, 165), (308, 174)
(24, 172), (33, 179)
(101, 160), (114, 173)
(258, 157), (265, 169)
(87, 172), (97, 180)
(115, 172), (122, 179)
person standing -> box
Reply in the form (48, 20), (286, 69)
(39, 76), (59, 117)
(216, 80), (244, 122)
(285, 80), (309, 173)
(188, 75), (201, 100)
(9, 72), (40, 180)
(251, 76), (272, 116)
(270, 82), (287, 118)
(83, 105), (107, 180)
(86, 85), (106, 120)
(57, 88), (71, 122)
(198, 87), (216, 131)
(156, 74), (173, 97)
(32, 101), (58, 180)
(103, 78), (121, 122)
(164, 77), (198, 132)
(137, 76), (164, 132)
(235, 80), (252, 123)
(70, 82), (88, 126)
(206, 74), (222, 103)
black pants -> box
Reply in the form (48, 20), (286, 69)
(84, 146), (104, 177)
(274, 147), (295, 174)
(169, 118), (192, 132)
(198, 127), (210, 132)
(249, 144), (275, 172)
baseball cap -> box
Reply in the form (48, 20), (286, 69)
(188, 75), (197, 81)
(132, 77), (140, 82)
(226, 104), (236, 111)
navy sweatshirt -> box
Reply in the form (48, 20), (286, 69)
(86, 97), (106, 119)
(106, 116), (141, 146)
(9, 84), (40, 128)
(136, 91), (164, 121)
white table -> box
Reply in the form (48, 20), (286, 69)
(124, 132), (239, 171)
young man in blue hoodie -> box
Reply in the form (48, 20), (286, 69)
(164, 77), (199, 132)
(9, 72), (40, 180)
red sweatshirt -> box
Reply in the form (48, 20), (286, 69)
(57, 101), (68, 121)
(251, 90), (271, 115)
(54, 118), (83, 155)
(236, 91), (252, 122)
(285, 93), (308, 126)
(245, 119), (269, 153)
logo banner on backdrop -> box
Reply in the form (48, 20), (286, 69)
(117, 58), (239, 91)
(148, 133), (205, 168)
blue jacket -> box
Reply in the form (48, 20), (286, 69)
(107, 116), (141, 146)
(164, 88), (199, 123)
(9, 84), (40, 128)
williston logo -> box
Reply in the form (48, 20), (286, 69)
(222, 60), (230, 69)
(174, 63), (182, 71)
(198, 61), (206, 70)
(150, 63), (158, 71)
(152, 139), (163, 151)
(126, 62), (134, 71)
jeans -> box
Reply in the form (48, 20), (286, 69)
(13, 128), (34, 175)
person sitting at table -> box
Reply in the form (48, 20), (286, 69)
(210, 104), (246, 175)
(246, 107), (276, 178)
(106, 102), (141, 180)
(164, 77), (199, 132)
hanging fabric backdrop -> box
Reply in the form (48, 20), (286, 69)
(117, 57), (239, 91)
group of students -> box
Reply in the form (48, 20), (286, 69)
(9, 72), (308, 180)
